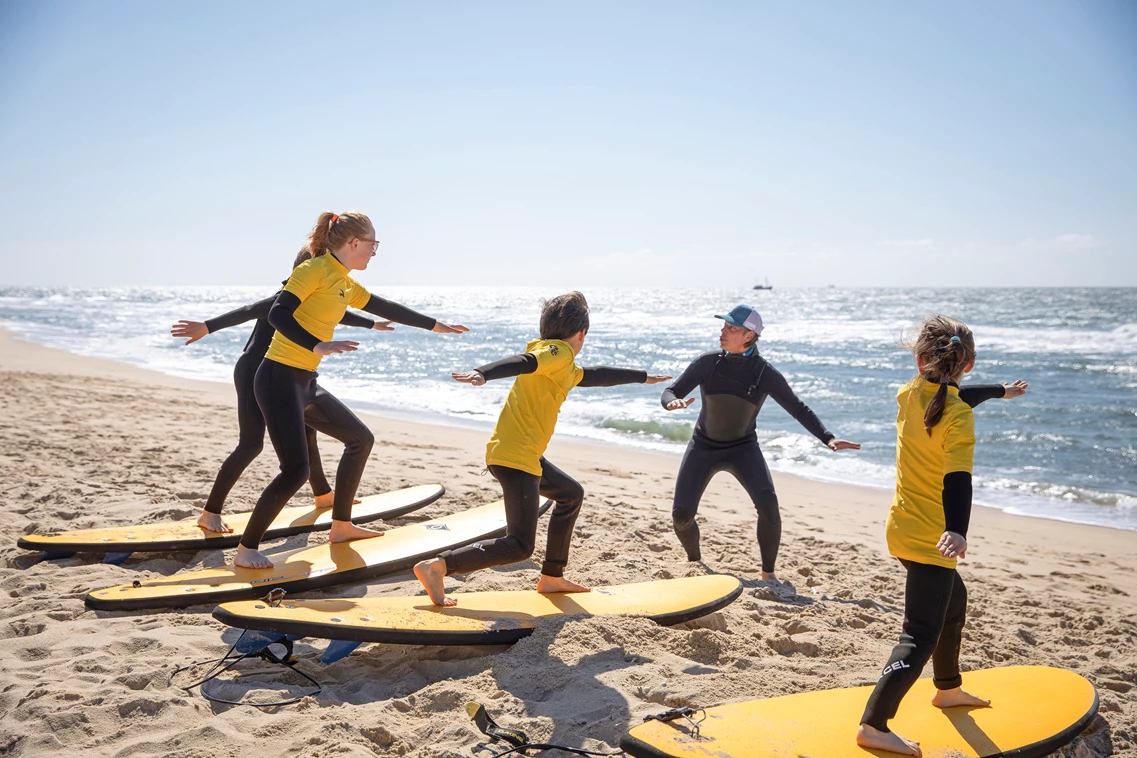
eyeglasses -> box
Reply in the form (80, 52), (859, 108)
(356, 238), (380, 252)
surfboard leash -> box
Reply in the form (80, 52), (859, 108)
(169, 627), (322, 708)
(466, 702), (625, 757)
(642, 707), (706, 739)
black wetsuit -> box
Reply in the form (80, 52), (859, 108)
(661, 349), (834, 573)
(239, 292), (438, 550)
(439, 354), (647, 577)
(200, 288), (375, 515)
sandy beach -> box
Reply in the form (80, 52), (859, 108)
(0, 326), (1133, 757)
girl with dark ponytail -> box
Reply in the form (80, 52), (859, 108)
(856, 315), (993, 755)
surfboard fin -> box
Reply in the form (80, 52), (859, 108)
(41, 551), (76, 561)
(320, 640), (361, 664)
(102, 552), (133, 565)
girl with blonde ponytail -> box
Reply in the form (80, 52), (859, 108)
(235, 211), (468, 570)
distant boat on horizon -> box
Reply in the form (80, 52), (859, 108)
(753, 278), (773, 291)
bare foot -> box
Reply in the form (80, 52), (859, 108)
(234, 545), (273, 569)
(856, 724), (921, 756)
(197, 511), (233, 534)
(413, 558), (456, 606)
(932, 687), (991, 709)
(313, 491), (362, 510)
(329, 520), (385, 543)
(536, 575), (592, 594)
(761, 571), (778, 582)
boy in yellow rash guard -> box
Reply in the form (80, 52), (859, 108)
(235, 210), (468, 570)
(414, 292), (671, 606)
(857, 316), (999, 757)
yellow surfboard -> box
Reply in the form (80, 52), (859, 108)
(86, 498), (547, 611)
(19, 484), (444, 555)
(621, 665), (1097, 758)
(212, 574), (743, 645)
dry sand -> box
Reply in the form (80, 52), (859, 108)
(0, 327), (1133, 757)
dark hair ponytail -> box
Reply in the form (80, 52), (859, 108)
(906, 315), (976, 434)
(292, 245), (313, 269)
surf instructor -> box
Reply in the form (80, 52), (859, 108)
(661, 305), (860, 580)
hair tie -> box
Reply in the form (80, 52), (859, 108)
(329, 213), (339, 229)
(949, 335), (961, 344)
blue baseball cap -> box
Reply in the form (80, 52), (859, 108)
(715, 304), (764, 335)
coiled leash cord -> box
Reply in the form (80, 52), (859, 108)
(467, 702), (625, 757)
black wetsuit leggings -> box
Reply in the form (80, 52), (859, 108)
(860, 559), (968, 731)
(440, 459), (583, 578)
(240, 358), (375, 550)
(672, 440), (780, 573)
(204, 353), (331, 514)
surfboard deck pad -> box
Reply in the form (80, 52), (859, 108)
(19, 484), (444, 554)
(621, 665), (1098, 758)
(213, 574), (744, 645)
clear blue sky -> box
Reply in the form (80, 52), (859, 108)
(1, 1), (1134, 287)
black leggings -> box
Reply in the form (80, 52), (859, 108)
(671, 440), (781, 573)
(440, 459), (584, 578)
(240, 358), (375, 550)
(860, 559), (968, 731)
(204, 353), (331, 514)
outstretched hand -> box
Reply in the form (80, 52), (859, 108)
(644, 374), (672, 385)
(453, 370), (486, 386)
(314, 340), (359, 356)
(171, 320), (208, 345)
(372, 320), (395, 331)
(665, 397), (697, 411)
(828, 438), (861, 451)
(433, 322), (469, 334)
(1003, 379), (1028, 399)
(937, 530), (967, 560)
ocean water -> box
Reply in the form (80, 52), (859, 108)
(2, 285), (1135, 532)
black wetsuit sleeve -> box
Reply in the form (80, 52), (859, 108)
(204, 294), (276, 334)
(660, 356), (709, 407)
(764, 366), (835, 444)
(942, 471), (972, 537)
(577, 367), (648, 387)
(361, 294), (437, 331)
(267, 291), (321, 351)
(477, 354), (538, 381)
(338, 310), (375, 329)
(958, 384), (1006, 408)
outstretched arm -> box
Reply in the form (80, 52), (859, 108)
(172, 293), (276, 345)
(453, 354), (537, 386)
(764, 367), (836, 444)
(660, 357), (709, 410)
(959, 380), (1028, 408)
(361, 294), (469, 334)
(577, 367), (648, 387)
(338, 310), (377, 330)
